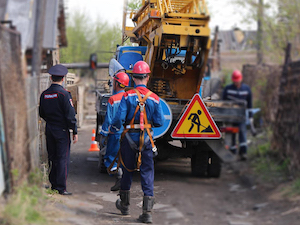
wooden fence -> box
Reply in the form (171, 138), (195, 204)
(273, 49), (300, 174)
(242, 64), (282, 124)
(0, 24), (30, 190)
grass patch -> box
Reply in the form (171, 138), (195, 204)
(0, 171), (48, 225)
(275, 177), (300, 199)
(290, 177), (300, 196)
(250, 156), (289, 183)
(249, 142), (271, 158)
(45, 188), (59, 195)
(248, 129), (300, 199)
(248, 132), (290, 184)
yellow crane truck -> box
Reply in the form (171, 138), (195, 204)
(97, 0), (246, 177)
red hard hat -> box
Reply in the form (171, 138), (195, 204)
(132, 61), (151, 75)
(114, 72), (129, 87)
(232, 70), (243, 82)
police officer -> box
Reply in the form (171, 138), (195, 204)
(100, 72), (129, 191)
(39, 64), (78, 195)
(223, 70), (252, 161)
(110, 61), (165, 224)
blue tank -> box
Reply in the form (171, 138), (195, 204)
(114, 46), (171, 139)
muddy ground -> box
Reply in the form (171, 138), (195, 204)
(48, 91), (300, 225)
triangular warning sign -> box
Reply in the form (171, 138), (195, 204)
(171, 94), (221, 139)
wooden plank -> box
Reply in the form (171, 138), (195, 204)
(165, 12), (209, 19)
(132, 14), (161, 35)
(132, 1), (150, 22)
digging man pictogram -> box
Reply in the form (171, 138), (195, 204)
(188, 110), (213, 133)
(188, 110), (202, 132)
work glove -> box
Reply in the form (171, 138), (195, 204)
(152, 146), (158, 158)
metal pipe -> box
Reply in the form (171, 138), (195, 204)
(61, 63), (109, 69)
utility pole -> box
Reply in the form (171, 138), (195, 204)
(211, 26), (219, 72)
(0, 0), (8, 20)
(122, 0), (128, 44)
(257, 0), (264, 65)
(31, 0), (46, 94)
(281, 42), (292, 93)
(30, 0), (47, 171)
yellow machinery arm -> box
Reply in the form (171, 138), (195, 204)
(124, 0), (211, 99)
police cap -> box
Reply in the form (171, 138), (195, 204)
(48, 64), (68, 76)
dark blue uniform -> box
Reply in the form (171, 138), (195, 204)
(223, 83), (252, 155)
(110, 85), (165, 196)
(39, 83), (77, 193)
(100, 90), (125, 170)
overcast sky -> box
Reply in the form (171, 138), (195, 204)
(66, 0), (256, 30)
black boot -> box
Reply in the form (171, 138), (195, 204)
(111, 168), (122, 191)
(138, 196), (155, 224)
(116, 190), (130, 215)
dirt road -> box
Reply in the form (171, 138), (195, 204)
(51, 92), (300, 225)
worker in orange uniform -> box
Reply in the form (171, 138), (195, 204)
(110, 61), (165, 223)
(100, 72), (129, 191)
(223, 70), (253, 161)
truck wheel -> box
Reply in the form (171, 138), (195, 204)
(191, 151), (209, 177)
(207, 151), (222, 178)
(98, 153), (107, 174)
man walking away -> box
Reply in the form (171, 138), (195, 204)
(110, 61), (165, 223)
(100, 72), (129, 191)
(39, 64), (78, 195)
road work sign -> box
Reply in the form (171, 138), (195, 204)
(171, 94), (221, 139)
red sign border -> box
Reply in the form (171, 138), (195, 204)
(171, 94), (221, 139)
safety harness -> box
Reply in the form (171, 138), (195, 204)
(107, 89), (157, 174)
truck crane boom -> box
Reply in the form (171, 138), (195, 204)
(124, 0), (211, 99)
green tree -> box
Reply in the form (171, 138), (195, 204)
(60, 10), (122, 64)
(93, 20), (122, 62)
(128, 0), (142, 10)
(60, 10), (92, 63)
(233, 0), (300, 63)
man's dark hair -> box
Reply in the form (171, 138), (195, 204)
(51, 75), (64, 82)
(116, 81), (125, 89)
(132, 74), (148, 80)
